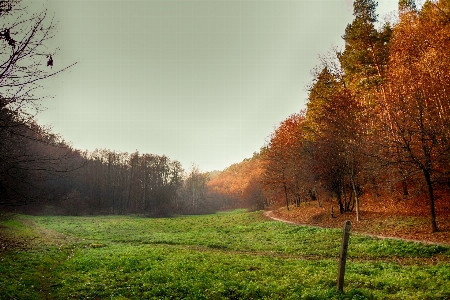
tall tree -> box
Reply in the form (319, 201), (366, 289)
(306, 67), (367, 219)
(0, 0), (75, 207)
(379, 0), (450, 232)
(262, 113), (309, 211)
(180, 165), (209, 214)
(339, 0), (391, 99)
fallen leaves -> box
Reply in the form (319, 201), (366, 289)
(267, 197), (450, 246)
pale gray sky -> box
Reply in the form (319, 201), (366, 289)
(35, 0), (400, 172)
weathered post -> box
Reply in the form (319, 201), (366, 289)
(337, 220), (351, 291)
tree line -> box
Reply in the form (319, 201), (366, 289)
(0, 0), (221, 216)
(0, 110), (223, 216)
(205, 0), (450, 233)
(260, 0), (450, 232)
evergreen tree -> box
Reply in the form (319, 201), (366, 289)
(339, 0), (391, 100)
(398, 0), (417, 14)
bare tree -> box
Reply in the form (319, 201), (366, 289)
(0, 0), (75, 116)
(0, 0), (77, 208)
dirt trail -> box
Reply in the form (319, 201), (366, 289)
(263, 211), (298, 225)
(263, 210), (449, 246)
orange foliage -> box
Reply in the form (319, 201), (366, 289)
(261, 113), (316, 209)
(260, 1), (450, 234)
(207, 154), (265, 210)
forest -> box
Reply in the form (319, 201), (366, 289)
(207, 0), (450, 234)
(1, 0), (450, 235)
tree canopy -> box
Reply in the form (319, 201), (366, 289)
(260, 0), (450, 232)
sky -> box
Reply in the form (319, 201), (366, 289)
(34, 0), (401, 172)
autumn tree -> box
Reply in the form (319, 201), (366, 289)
(259, 0), (450, 231)
(262, 113), (312, 211)
(242, 176), (265, 211)
(378, 0), (450, 232)
(240, 153), (266, 211)
(305, 65), (370, 220)
(303, 0), (392, 220)
(207, 164), (242, 209)
(207, 153), (266, 211)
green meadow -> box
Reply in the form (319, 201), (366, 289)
(1, 210), (449, 299)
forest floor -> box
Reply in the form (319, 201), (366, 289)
(265, 196), (450, 246)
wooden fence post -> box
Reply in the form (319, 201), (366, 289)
(337, 220), (351, 291)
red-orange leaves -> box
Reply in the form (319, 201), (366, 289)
(262, 113), (311, 210)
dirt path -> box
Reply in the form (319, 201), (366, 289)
(263, 210), (449, 246)
(263, 211), (298, 225)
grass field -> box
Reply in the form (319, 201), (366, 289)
(1, 209), (449, 299)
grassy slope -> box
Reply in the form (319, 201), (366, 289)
(0, 210), (449, 299)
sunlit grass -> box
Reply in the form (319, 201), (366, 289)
(1, 210), (450, 299)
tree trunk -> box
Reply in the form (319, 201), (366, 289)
(317, 193), (322, 208)
(283, 182), (289, 211)
(423, 169), (438, 232)
(351, 176), (360, 222)
(402, 179), (409, 196)
(337, 194), (344, 214)
(192, 181), (196, 212)
(144, 168), (149, 211)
